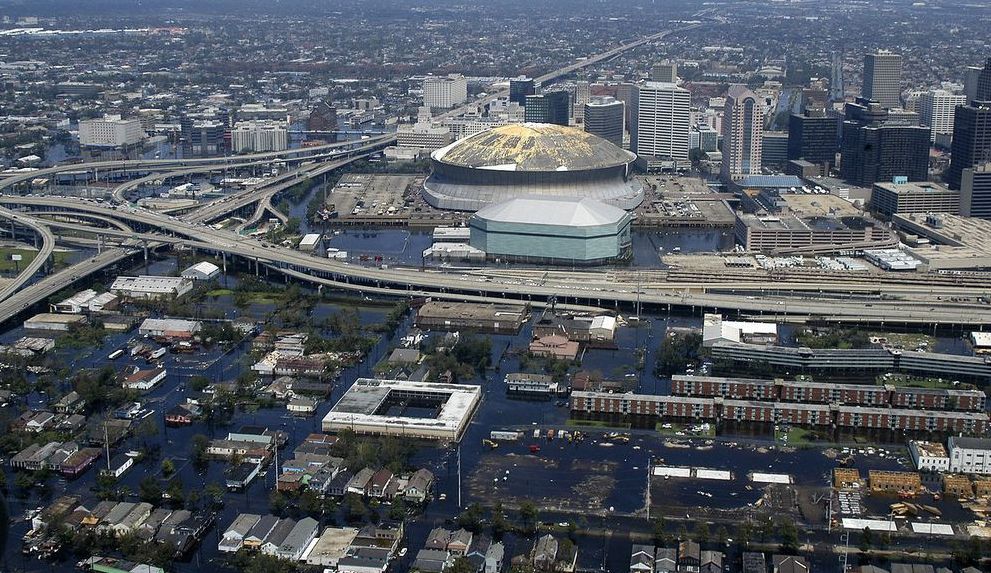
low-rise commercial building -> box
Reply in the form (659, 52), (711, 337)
(23, 313), (86, 332)
(909, 441), (950, 472)
(868, 470), (922, 493)
(110, 276), (193, 299)
(948, 436), (991, 474)
(871, 181), (960, 219)
(181, 261), (221, 281)
(138, 318), (202, 338)
(415, 302), (528, 334)
(322, 379), (482, 441)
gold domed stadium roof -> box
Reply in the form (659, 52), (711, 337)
(432, 123), (635, 172)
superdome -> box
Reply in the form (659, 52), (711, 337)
(423, 123), (643, 211)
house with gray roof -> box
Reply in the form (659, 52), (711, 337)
(276, 517), (318, 561)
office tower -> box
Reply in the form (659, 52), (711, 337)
(632, 82), (691, 161)
(423, 74), (468, 109)
(651, 62), (678, 83)
(509, 77), (535, 106)
(788, 108), (839, 173)
(615, 83), (637, 131)
(695, 125), (719, 152)
(584, 96), (625, 148)
(232, 120), (288, 153)
(721, 85), (764, 180)
(964, 66), (984, 105)
(977, 58), (991, 102)
(918, 90), (967, 142)
(573, 81), (591, 123)
(961, 163), (991, 219)
(524, 91), (570, 126)
(862, 51), (903, 109)
(945, 101), (991, 189)
(307, 100), (338, 135)
(840, 98), (930, 186)
(78, 115), (145, 148)
(830, 52), (845, 102)
(761, 132), (789, 168)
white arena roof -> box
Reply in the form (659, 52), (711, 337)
(474, 195), (629, 227)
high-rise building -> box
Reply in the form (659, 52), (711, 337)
(787, 109), (839, 174)
(524, 91), (570, 126)
(977, 58), (991, 103)
(964, 66), (984, 105)
(632, 82), (691, 162)
(917, 90), (966, 142)
(509, 77), (535, 106)
(830, 52), (845, 103)
(615, 83), (637, 130)
(862, 51), (903, 109)
(945, 101), (991, 189)
(584, 96), (625, 148)
(232, 120), (288, 153)
(961, 162), (991, 219)
(307, 100), (338, 134)
(721, 85), (764, 180)
(840, 98), (930, 186)
(423, 74), (468, 109)
(78, 115), (145, 147)
(573, 81), (591, 123)
(651, 62), (678, 83)
(184, 119), (226, 156)
(761, 132), (789, 168)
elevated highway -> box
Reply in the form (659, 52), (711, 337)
(0, 206), (55, 302)
(5, 197), (991, 327)
(0, 133), (396, 194)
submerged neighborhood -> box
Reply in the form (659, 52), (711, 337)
(2, 0), (991, 572)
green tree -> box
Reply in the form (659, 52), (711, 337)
(859, 527), (874, 554)
(695, 521), (710, 544)
(449, 557), (475, 573)
(655, 332), (702, 376)
(457, 502), (484, 533)
(160, 459), (175, 477)
(138, 476), (162, 504)
(652, 517), (670, 546)
(299, 489), (323, 516)
(204, 482), (224, 508)
(777, 518), (799, 553)
(191, 434), (210, 471)
(519, 500), (538, 535)
(270, 490), (288, 515)
(491, 501), (508, 539)
(388, 496), (407, 521)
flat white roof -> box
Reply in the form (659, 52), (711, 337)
(972, 331), (991, 347)
(911, 522), (954, 536)
(652, 466), (692, 478)
(693, 469), (732, 481)
(842, 518), (896, 532)
(300, 233), (322, 245)
(110, 275), (190, 293)
(750, 472), (793, 484)
(183, 261), (220, 277)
